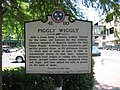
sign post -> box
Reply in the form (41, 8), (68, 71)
(25, 9), (92, 89)
(54, 75), (63, 90)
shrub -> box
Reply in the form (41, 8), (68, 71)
(2, 67), (55, 90)
(2, 60), (94, 90)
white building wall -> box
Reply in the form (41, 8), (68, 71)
(97, 16), (120, 46)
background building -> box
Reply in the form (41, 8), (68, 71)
(93, 25), (106, 47)
(93, 16), (120, 47)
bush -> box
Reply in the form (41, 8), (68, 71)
(2, 67), (55, 90)
(2, 60), (94, 90)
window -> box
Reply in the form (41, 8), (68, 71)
(107, 29), (109, 36)
(95, 36), (98, 39)
(101, 30), (106, 35)
(103, 36), (106, 39)
(110, 27), (114, 34)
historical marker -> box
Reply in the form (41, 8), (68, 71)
(25, 9), (92, 74)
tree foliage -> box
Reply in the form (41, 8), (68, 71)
(1, 0), (120, 45)
(2, 0), (82, 46)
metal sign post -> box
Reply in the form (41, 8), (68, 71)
(56, 87), (62, 90)
(54, 75), (63, 90)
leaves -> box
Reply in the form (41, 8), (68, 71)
(105, 12), (113, 22)
(1, 0), (120, 46)
(2, 0), (80, 46)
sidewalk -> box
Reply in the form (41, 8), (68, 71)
(93, 57), (120, 90)
(93, 80), (120, 90)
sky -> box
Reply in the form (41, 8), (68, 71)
(77, 1), (104, 24)
(82, 7), (101, 24)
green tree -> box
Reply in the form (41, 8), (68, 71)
(2, 0), (81, 46)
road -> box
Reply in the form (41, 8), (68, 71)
(93, 50), (120, 90)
